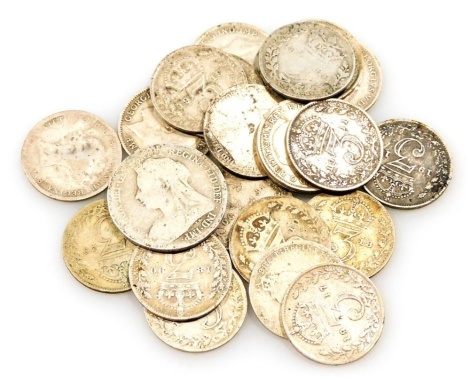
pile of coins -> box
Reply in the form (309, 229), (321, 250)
(21, 20), (452, 364)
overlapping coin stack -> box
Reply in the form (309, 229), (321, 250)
(21, 20), (452, 364)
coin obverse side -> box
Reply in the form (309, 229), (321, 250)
(107, 145), (227, 252)
(229, 196), (331, 281)
(364, 119), (452, 208)
(215, 170), (291, 248)
(204, 84), (281, 178)
(281, 264), (385, 365)
(287, 99), (383, 191)
(129, 235), (232, 321)
(62, 199), (136, 292)
(21, 110), (122, 201)
(256, 100), (318, 192)
(249, 241), (340, 338)
(151, 45), (247, 134)
(195, 22), (268, 64)
(309, 190), (395, 277)
(258, 20), (356, 101)
(145, 271), (247, 352)
(118, 88), (207, 156)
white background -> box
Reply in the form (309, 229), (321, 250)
(2, 1), (468, 380)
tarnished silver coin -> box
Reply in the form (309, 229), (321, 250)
(249, 241), (340, 338)
(228, 55), (264, 85)
(204, 84), (281, 178)
(118, 88), (207, 155)
(145, 271), (246, 352)
(195, 22), (267, 64)
(129, 235), (232, 321)
(364, 119), (452, 208)
(286, 99), (383, 191)
(107, 145), (227, 252)
(258, 20), (357, 101)
(21, 110), (122, 201)
(151, 45), (247, 134)
(281, 264), (384, 365)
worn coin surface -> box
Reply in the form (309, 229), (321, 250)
(107, 145), (227, 252)
(229, 55), (264, 85)
(229, 196), (331, 281)
(21, 110), (122, 201)
(364, 119), (452, 208)
(256, 100), (318, 192)
(281, 264), (384, 365)
(62, 199), (136, 292)
(145, 271), (246, 352)
(195, 22), (267, 64)
(341, 44), (382, 110)
(118, 88), (207, 155)
(129, 235), (232, 321)
(249, 241), (340, 338)
(258, 20), (356, 101)
(309, 190), (395, 277)
(286, 99), (383, 191)
(204, 84), (281, 178)
(215, 170), (290, 248)
(151, 45), (247, 134)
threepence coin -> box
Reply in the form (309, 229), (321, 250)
(118, 88), (207, 155)
(364, 119), (452, 208)
(309, 190), (395, 277)
(62, 199), (136, 292)
(281, 264), (384, 365)
(249, 241), (339, 338)
(256, 100), (318, 192)
(145, 271), (246, 352)
(21, 110), (122, 201)
(286, 99), (383, 191)
(204, 84), (281, 178)
(215, 170), (291, 248)
(107, 145), (227, 252)
(195, 22), (267, 64)
(151, 45), (247, 134)
(229, 196), (331, 281)
(228, 54), (264, 85)
(129, 235), (232, 321)
(258, 20), (356, 101)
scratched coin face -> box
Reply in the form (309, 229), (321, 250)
(118, 88), (207, 155)
(129, 235), (232, 321)
(281, 264), (385, 365)
(286, 99), (383, 191)
(21, 110), (122, 201)
(151, 45), (247, 134)
(364, 119), (452, 208)
(62, 199), (136, 292)
(145, 271), (246, 351)
(229, 196), (331, 281)
(107, 145), (227, 252)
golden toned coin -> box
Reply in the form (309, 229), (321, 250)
(204, 84), (281, 178)
(107, 145), (227, 252)
(21, 110), (122, 201)
(118, 88), (207, 155)
(195, 22), (267, 64)
(309, 190), (395, 277)
(129, 235), (232, 321)
(62, 199), (136, 292)
(228, 55), (264, 85)
(249, 241), (340, 338)
(286, 99), (383, 191)
(215, 170), (291, 248)
(341, 44), (382, 110)
(145, 271), (247, 352)
(281, 264), (385, 365)
(256, 100), (318, 192)
(258, 20), (357, 101)
(151, 45), (247, 134)
(229, 196), (331, 281)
